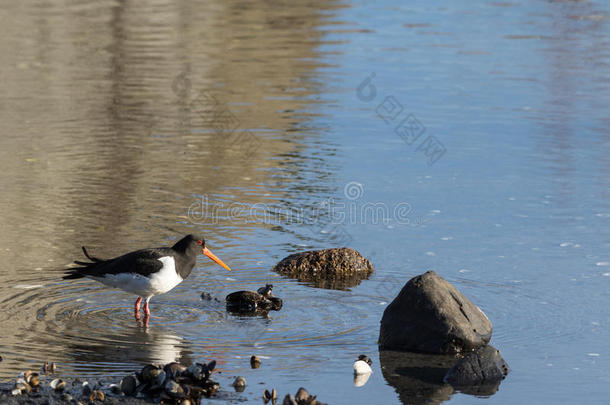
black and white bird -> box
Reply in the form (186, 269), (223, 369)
(353, 354), (373, 374)
(353, 354), (373, 387)
(63, 234), (231, 320)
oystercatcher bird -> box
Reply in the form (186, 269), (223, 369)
(63, 234), (231, 321)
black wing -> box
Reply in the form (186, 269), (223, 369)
(63, 248), (170, 279)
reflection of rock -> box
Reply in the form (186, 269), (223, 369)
(379, 350), (456, 405)
(444, 345), (508, 395)
(272, 248), (374, 290)
(379, 271), (492, 353)
(226, 287), (282, 315)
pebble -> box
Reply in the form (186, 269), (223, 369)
(232, 376), (246, 392)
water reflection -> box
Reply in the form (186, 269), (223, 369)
(379, 350), (456, 405)
(63, 325), (191, 369)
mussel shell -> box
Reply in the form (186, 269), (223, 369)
(186, 362), (210, 381)
(120, 375), (137, 396)
(89, 390), (105, 402)
(164, 380), (185, 398)
(141, 364), (162, 383)
(50, 378), (66, 391)
(182, 384), (204, 399)
(81, 381), (92, 396)
(14, 382), (30, 394)
(295, 387), (309, 401)
(203, 380), (219, 397)
(164, 362), (187, 379)
(28, 375), (40, 387)
(250, 355), (261, 369)
(282, 394), (298, 405)
(269, 297), (283, 310)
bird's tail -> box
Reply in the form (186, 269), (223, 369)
(62, 247), (107, 279)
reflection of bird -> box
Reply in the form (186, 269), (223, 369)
(63, 234), (231, 322)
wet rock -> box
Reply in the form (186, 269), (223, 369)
(273, 248), (374, 290)
(379, 271), (492, 353)
(250, 355), (261, 369)
(226, 286), (282, 314)
(444, 345), (508, 394)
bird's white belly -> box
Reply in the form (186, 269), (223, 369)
(93, 256), (183, 298)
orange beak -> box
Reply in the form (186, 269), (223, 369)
(202, 247), (231, 271)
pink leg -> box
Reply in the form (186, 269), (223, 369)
(134, 297), (142, 321)
(143, 298), (151, 317)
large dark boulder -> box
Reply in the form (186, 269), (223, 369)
(379, 271), (492, 353)
(444, 345), (508, 395)
(272, 248), (374, 290)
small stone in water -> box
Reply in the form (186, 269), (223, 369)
(61, 393), (73, 402)
(250, 355), (261, 369)
(109, 383), (122, 394)
(232, 376), (246, 392)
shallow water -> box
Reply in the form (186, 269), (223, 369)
(1, 0), (610, 403)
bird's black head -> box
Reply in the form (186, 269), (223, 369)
(173, 234), (206, 252)
(172, 234), (231, 271)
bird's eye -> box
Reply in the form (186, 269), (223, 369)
(197, 240), (203, 245)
